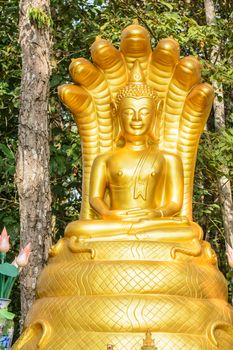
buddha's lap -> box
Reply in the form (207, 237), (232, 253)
(64, 218), (202, 242)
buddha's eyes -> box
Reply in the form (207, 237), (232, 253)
(122, 109), (134, 117)
(139, 108), (151, 117)
(121, 108), (151, 119)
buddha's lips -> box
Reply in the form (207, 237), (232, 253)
(130, 122), (143, 129)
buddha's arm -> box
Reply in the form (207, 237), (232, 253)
(157, 154), (184, 217)
(89, 155), (110, 217)
(89, 155), (126, 220)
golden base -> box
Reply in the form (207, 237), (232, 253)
(12, 236), (233, 350)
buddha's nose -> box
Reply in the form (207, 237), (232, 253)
(133, 111), (142, 121)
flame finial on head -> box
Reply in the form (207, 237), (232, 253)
(129, 60), (145, 84)
(115, 60), (158, 107)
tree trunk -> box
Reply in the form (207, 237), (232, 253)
(16, 0), (52, 325)
(204, 0), (233, 249)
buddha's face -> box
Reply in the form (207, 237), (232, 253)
(119, 97), (155, 139)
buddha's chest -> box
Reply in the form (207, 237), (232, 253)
(107, 152), (163, 187)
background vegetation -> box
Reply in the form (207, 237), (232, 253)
(0, 0), (233, 336)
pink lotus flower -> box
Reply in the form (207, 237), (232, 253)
(15, 243), (32, 268)
(0, 227), (10, 253)
(226, 242), (233, 268)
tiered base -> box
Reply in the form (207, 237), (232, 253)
(12, 234), (233, 349)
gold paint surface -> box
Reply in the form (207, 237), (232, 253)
(13, 22), (233, 350)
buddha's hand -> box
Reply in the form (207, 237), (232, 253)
(102, 209), (130, 221)
(123, 208), (162, 221)
(102, 208), (162, 221)
(101, 208), (162, 222)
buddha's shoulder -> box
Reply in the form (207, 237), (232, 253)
(92, 152), (111, 165)
(92, 150), (120, 167)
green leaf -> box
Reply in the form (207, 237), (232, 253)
(50, 75), (63, 89)
(227, 270), (233, 279)
(0, 309), (15, 320)
(0, 144), (15, 160)
(0, 263), (19, 277)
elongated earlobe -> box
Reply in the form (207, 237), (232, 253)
(111, 102), (124, 145)
(149, 99), (164, 144)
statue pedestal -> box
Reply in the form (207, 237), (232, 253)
(13, 233), (233, 349)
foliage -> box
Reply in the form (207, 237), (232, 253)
(0, 9), (20, 329)
(50, 114), (82, 239)
(28, 6), (53, 29)
(193, 127), (233, 296)
(0, 0), (20, 240)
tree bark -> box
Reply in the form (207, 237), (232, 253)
(16, 0), (52, 325)
(204, 0), (233, 248)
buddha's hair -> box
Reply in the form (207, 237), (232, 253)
(115, 83), (158, 108)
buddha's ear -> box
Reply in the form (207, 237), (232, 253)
(111, 101), (124, 146)
(149, 98), (164, 144)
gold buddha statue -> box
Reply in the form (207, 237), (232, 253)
(13, 21), (233, 350)
(65, 60), (194, 243)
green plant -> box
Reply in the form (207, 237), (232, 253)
(28, 6), (53, 29)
